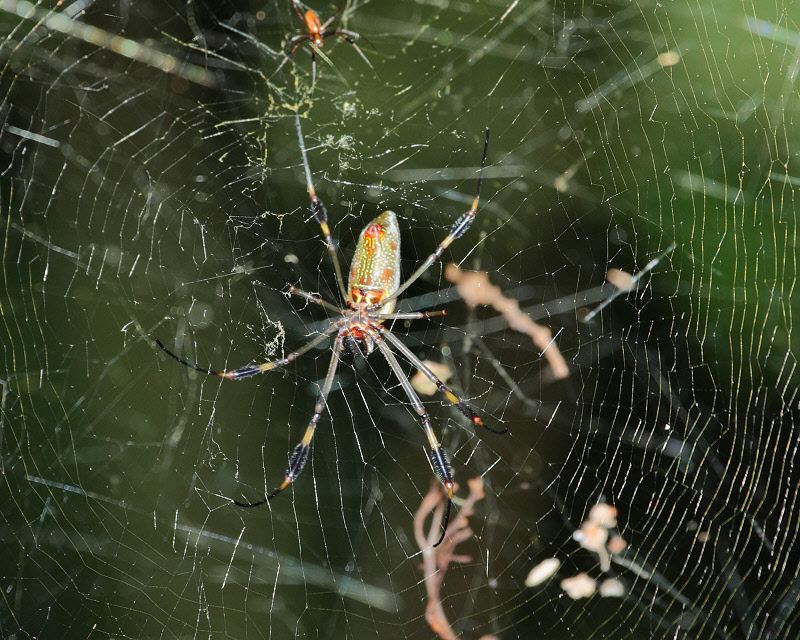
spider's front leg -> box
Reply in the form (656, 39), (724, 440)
(294, 112), (349, 301)
(233, 335), (345, 508)
(376, 128), (490, 311)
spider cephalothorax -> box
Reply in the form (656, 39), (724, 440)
(156, 112), (504, 547)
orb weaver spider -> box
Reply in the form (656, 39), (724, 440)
(273, 3), (376, 88)
(156, 112), (504, 547)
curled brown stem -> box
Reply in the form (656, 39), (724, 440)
(445, 263), (569, 380)
(414, 477), (496, 640)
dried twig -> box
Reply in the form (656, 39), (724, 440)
(414, 477), (497, 640)
(445, 263), (569, 379)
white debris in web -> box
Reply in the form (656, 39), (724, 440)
(524, 558), (561, 587)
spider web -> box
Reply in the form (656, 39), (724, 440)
(1, 0), (798, 638)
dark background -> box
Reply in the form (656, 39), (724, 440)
(1, 0), (797, 638)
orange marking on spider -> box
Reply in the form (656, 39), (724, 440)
(154, 114), (498, 548)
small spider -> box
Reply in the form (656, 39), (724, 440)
(156, 112), (504, 547)
(273, 3), (376, 88)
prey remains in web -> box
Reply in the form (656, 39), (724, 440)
(156, 112), (505, 547)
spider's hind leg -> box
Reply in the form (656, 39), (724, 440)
(379, 330), (507, 435)
(375, 338), (454, 547)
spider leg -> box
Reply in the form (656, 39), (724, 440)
(325, 31), (379, 78)
(375, 337), (454, 547)
(380, 328), (507, 434)
(234, 335), (344, 507)
(272, 36), (308, 78)
(154, 320), (341, 380)
(319, 6), (341, 32)
(375, 129), (491, 311)
(310, 44), (317, 90)
(294, 112), (349, 302)
(311, 45), (348, 89)
(335, 28), (377, 51)
(379, 310), (447, 320)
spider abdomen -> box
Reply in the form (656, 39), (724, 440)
(348, 210), (401, 314)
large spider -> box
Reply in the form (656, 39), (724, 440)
(156, 112), (504, 547)
(273, 3), (376, 88)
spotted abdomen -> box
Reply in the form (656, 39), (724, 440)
(348, 210), (401, 313)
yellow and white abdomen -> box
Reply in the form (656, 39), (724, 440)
(348, 210), (401, 314)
